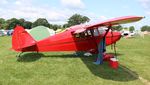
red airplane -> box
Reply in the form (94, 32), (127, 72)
(12, 16), (143, 59)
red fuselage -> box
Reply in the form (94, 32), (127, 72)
(35, 27), (121, 52)
(12, 25), (121, 52)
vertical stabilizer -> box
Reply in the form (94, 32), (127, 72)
(12, 26), (36, 51)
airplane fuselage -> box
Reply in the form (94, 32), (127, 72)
(35, 26), (121, 52)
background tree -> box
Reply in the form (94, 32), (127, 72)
(22, 21), (32, 29)
(1, 23), (8, 30)
(49, 24), (62, 31)
(141, 25), (150, 32)
(123, 27), (128, 30)
(129, 26), (135, 32)
(65, 14), (90, 27)
(19, 18), (25, 26)
(112, 25), (123, 31)
(63, 23), (69, 28)
(32, 18), (50, 28)
(0, 18), (6, 29)
(0, 18), (32, 29)
(6, 18), (22, 29)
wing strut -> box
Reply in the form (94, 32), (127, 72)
(103, 25), (112, 37)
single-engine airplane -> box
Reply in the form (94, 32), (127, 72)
(12, 16), (143, 64)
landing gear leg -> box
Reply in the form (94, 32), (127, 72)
(93, 38), (106, 65)
(36, 51), (40, 57)
(16, 52), (23, 57)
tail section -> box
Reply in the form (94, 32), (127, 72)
(12, 25), (37, 52)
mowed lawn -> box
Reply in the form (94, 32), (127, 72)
(0, 35), (150, 85)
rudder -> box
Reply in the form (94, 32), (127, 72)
(12, 25), (36, 51)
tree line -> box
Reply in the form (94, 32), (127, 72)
(0, 18), (61, 31)
(0, 14), (150, 32)
(0, 14), (89, 31)
(113, 25), (150, 32)
(112, 25), (135, 32)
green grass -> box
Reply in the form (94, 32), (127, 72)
(0, 35), (150, 85)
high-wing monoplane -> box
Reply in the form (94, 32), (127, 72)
(12, 16), (143, 65)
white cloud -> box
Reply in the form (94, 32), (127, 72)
(14, 0), (33, 6)
(0, 7), (71, 24)
(61, 0), (85, 9)
(0, 0), (73, 24)
(146, 11), (150, 15)
(99, 16), (107, 21)
(0, 0), (100, 25)
(139, 0), (150, 8)
(0, 0), (8, 4)
(14, 1), (22, 5)
(139, 0), (150, 15)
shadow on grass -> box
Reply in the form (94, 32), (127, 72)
(17, 52), (43, 62)
(42, 54), (78, 58)
(105, 52), (123, 56)
(80, 56), (138, 82)
(16, 52), (138, 82)
(43, 53), (138, 82)
(42, 52), (123, 58)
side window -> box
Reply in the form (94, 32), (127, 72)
(84, 31), (88, 37)
(73, 30), (96, 38)
(74, 33), (80, 38)
(87, 30), (92, 36)
(74, 32), (85, 38)
(98, 27), (106, 34)
(93, 29), (99, 36)
(74, 31), (91, 38)
(80, 32), (85, 38)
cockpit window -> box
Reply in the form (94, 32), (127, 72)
(87, 30), (92, 36)
(75, 33), (80, 38)
(74, 30), (92, 38)
(74, 32), (85, 38)
(73, 28), (105, 38)
(98, 27), (106, 34)
(93, 29), (99, 36)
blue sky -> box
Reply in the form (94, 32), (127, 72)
(0, 0), (149, 30)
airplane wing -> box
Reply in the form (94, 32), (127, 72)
(73, 16), (143, 34)
(73, 28), (86, 34)
(86, 16), (144, 29)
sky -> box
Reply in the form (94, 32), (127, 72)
(0, 0), (150, 30)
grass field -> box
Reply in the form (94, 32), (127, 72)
(0, 35), (150, 85)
